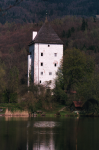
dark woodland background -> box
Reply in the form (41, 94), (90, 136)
(0, 0), (99, 24)
(0, 16), (99, 84)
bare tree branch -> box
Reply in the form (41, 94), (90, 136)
(0, 0), (23, 16)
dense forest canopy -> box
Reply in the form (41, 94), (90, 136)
(0, 0), (99, 24)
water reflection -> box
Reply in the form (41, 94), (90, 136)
(0, 117), (99, 150)
(34, 121), (60, 128)
(33, 133), (55, 150)
(27, 120), (60, 150)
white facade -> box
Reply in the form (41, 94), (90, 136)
(28, 43), (63, 88)
(28, 21), (63, 89)
(27, 55), (32, 87)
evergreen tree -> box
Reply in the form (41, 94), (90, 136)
(81, 18), (88, 31)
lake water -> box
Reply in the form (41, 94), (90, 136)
(0, 116), (99, 150)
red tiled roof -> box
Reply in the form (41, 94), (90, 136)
(73, 101), (83, 108)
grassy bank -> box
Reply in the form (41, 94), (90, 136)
(0, 103), (79, 117)
(0, 103), (98, 117)
(0, 103), (23, 114)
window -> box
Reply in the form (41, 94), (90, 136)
(41, 53), (43, 56)
(41, 72), (43, 75)
(41, 62), (43, 66)
(54, 53), (57, 57)
(49, 72), (52, 75)
(48, 45), (50, 47)
(54, 63), (57, 67)
(40, 80), (41, 83)
(30, 52), (31, 55)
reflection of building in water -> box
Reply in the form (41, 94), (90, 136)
(33, 121), (56, 150)
(33, 132), (55, 150)
(26, 121), (57, 150)
(34, 121), (58, 128)
(26, 121), (30, 150)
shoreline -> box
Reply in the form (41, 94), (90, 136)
(0, 106), (99, 118)
(1, 112), (99, 118)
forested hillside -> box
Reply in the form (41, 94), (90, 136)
(0, 16), (99, 84)
(0, 16), (99, 112)
(0, 0), (99, 24)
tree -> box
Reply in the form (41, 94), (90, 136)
(0, 61), (6, 103)
(0, 61), (6, 93)
(81, 18), (88, 31)
(53, 65), (67, 105)
(8, 66), (19, 92)
(63, 48), (94, 93)
(3, 66), (19, 103)
(54, 48), (94, 104)
(77, 74), (99, 102)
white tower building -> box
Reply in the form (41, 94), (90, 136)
(28, 19), (63, 89)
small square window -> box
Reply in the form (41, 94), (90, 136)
(48, 45), (50, 47)
(41, 72), (43, 75)
(40, 80), (41, 83)
(41, 53), (43, 56)
(41, 62), (43, 66)
(54, 63), (57, 67)
(49, 72), (52, 75)
(54, 53), (57, 57)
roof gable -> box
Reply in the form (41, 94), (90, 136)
(29, 21), (63, 45)
(73, 101), (83, 108)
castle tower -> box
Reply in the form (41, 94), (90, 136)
(28, 20), (63, 88)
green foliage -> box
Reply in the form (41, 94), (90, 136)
(20, 91), (38, 112)
(54, 48), (95, 106)
(9, 93), (17, 103)
(0, 66), (19, 104)
(2, 90), (9, 103)
(19, 84), (54, 112)
(77, 74), (99, 102)
(53, 64), (68, 105)
(88, 45), (96, 51)
(83, 100), (99, 114)
(63, 48), (94, 92)
(53, 83), (67, 105)
(56, 66), (64, 90)
(2, 90), (17, 103)
(8, 66), (19, 92)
